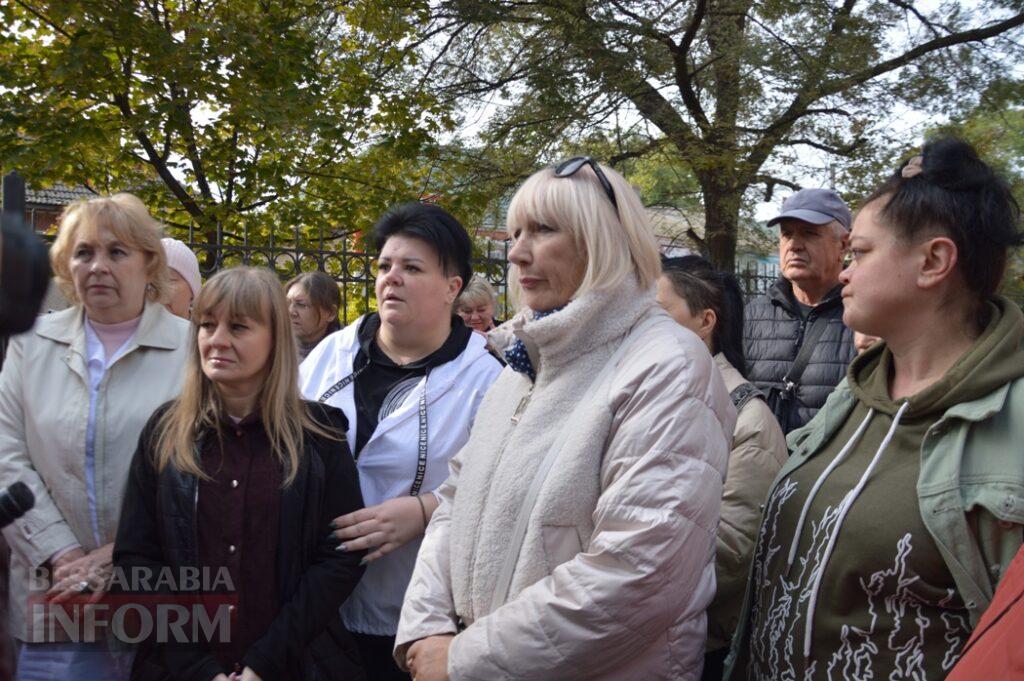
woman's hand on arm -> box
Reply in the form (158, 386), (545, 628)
(50, 547), (86, 573)
(407, 635), (453, 681)
(330, 494), (434, 564)
(46, 542), (115, 604)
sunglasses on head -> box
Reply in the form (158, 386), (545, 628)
(554, 156), (619, 211)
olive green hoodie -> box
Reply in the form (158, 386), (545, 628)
(732, 299), (1024, 680)
(852, 299), (1024, 420)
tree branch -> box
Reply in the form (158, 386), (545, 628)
(820, 13), (1024, 100)
(566, 8), (702, 155)
(746, 14), (815, 71)
(236, 195), (279, 212)
(779, 136), (866, 155)
(885, 0), (944, 39)
(14, 1), (72, 39)
(746, 8), (1023, 180)
(225, 125), (238, 207)
(112, 92), (207, 223)
(754, 174), (801, 201)
(668, 0), (710, 131)
(168, 81), (214, 202)
(608, 137), (663, 166)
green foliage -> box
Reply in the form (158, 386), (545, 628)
(0, 0), (494, 266)
(623, 152), (703, 215)
(424, 0), (1024, 269)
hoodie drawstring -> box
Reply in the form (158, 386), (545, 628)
(801, 400), (910, 659)
(786, 408), (876, 571)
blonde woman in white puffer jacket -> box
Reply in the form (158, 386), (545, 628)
(395, 158), (736, 681)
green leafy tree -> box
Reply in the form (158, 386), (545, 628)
(423, 0), (1024, 269)
(0, 0), (468, 273)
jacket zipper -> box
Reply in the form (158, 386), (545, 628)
(510, 386), (534, 425)
(795, 317), (808, 348)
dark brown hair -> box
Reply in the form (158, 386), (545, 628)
(865, 137), (1022, 302)
(285, 270), (340, 315)
(661, 255), (747, 375)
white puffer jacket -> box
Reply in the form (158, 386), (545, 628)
(395, 278), (735, 680)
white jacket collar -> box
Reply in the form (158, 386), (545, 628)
(35, 300), (187, 355)
(332, 314), (492, 390)
(509, 276), (656, 375)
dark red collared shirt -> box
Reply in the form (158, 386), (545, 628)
(197, 412), (282, 674)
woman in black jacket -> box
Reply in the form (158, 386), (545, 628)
(114, 267), (366, 681)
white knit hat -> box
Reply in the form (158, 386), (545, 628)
(161, 238), (202, 299)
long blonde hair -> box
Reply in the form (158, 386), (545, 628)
(155, 266), (333, 486)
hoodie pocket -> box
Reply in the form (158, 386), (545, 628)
(541, 524), (583, 571)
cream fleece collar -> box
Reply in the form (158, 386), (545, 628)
(507, 276), (655, 378)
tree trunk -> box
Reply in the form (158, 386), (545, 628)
(699, 174), (742, 273)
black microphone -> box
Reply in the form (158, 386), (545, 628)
(0, 482), (34, 529)
(1, 172), (51, 335)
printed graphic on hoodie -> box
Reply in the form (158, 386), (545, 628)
(736, 301), (1024, 680)
(738, 408), (971, 680)
(378, 376), (422, 421)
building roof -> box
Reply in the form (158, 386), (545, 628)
(25, 183), (96, 207)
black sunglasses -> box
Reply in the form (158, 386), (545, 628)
(554, 156), (619, 211)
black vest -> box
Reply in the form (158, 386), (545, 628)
(743, 278), (855, 433)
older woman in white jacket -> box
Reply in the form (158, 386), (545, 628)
(0, 194), (189, 680)
(395, 157), (736, 680)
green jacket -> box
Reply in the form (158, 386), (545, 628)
(725, 373), (1024, 678)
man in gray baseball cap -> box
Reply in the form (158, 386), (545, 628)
(744, 188), (856, 433)
(767, 187), (852, 232)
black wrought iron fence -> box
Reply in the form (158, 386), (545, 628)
(29, 220), (512, 325)
(168, 223), (512, 325)
(165, 234), (775, 317)
(735, 262), (780, 299)
(32, 222), (774, 319)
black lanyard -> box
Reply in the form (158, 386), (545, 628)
(318, 361), (430, 497)
(410, 379), (428, 496)
(317, 361), (369, 403)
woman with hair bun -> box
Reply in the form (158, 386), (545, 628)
(657, 255), (786, 681)
(727, 137), (1024, 680)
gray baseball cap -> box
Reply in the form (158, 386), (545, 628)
(767, 188), (852, 231)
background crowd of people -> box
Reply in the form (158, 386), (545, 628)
(0, 135), (1021, 681)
